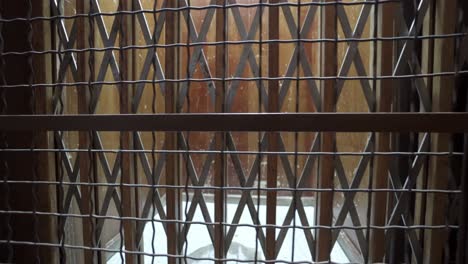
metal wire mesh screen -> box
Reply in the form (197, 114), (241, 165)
(0, 0), (468, 263)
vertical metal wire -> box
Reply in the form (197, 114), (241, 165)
(150, 1), (158, 263)
(0, 7), (13, 263)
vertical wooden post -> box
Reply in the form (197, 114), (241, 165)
(414, 1), (434, 262)
(76, 1), (95, 263)
(0, 0), (56, 262)
(214, 1), (226, 263)
(119, 1), (140, 263)
(266, 0), (279, 262)
(424, 1), (457, 263)
(165, 1), (180, 263)
(33, 0), (57, 262)
(369, 1), (395, 262)
(316, 0), (336, 262)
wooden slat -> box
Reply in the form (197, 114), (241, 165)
(214, 1), (226, 263)
(118, 1), (140, 263)
(32, 0), (57, 262)
(266, 0), (279, 261)
(414, 1), (434, 263)
(424, 1), (457, 263)
(165, 1), (180, 263)
(75, 1), (95, 263)
(315, 0), (336, 261)
(369, 1), (395, 262)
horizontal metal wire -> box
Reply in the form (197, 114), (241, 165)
(1, 180), (460, 194)
(0, 210), (458, 230)
(0, 0), (401, 23)
(0, 239), (355, 264)
(2, 70), (467, 89)
(4, 33), (468, 56)
(0, 148), (463, 156)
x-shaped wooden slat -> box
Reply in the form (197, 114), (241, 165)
(224, 133), (268, 253)
(336, 0), (374, 108)
(394, 5), (432, 112)
(176, 134), (216, 250)
(273, 134), (320, 258)
(393, 0), (430, 77)
(176, 0), (217, 110)
(54, 132), (82, 213)
(88, 0), (121, 112)
(131, 0), (166, 112)
(278, 2), (321, 110)
(332, 136), (373, 257)
(384, 134), (430, 264)
(134, 135), (168, 240)
(50, 1), (79, 111)
(224, 1), (268, 110)
(93, 132), (123, 239)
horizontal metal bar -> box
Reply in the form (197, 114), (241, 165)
(0, 113), (467, 132)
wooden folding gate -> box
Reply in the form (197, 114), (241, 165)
(0, 0), (468, 263)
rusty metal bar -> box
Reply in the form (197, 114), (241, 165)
(315, 0), (337, 261)
(266, 0), (279, 261)
(75, 1), (96, 263)
(165, 0), (180, 263)
(214, 0), (226, 263)
(118, 0), (140, 263)
(0, 113), (468, 132)
(369, 1), (395, 262)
